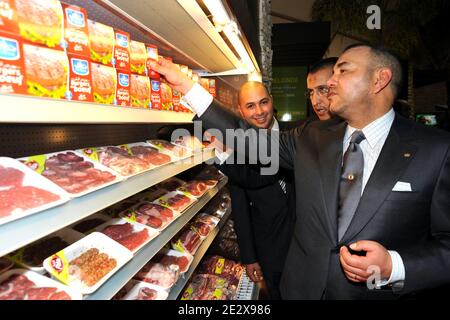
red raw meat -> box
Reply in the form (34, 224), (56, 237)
(181, 181), (207, 196)
(177, 229), (201, 254)
(57, 152), (83, 163)
(70, 161), (94, 171)
(136, 287), (157, 300)
(136, 262), (179, 288)
(190, 221), (211, 237)
(0, 165), (25, 188)
(136, 214), (163, 229)
(160, 255), (190, 272)
(99, 147), (150, 176)
(102, 223), (134, 241)
(48, 290), (71, 300)
(136, 203), (173, 219)
(165, 194), (191, 210)
(102, 223), (150, 251)
(118, 229), (150, 251)
(26, 287), (57, 300)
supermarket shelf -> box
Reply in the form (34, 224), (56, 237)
(85, 177), (228, 300)
(167, 207), (232, 300)
(0, 150), (215, 257)
(0, 94), (194, 124)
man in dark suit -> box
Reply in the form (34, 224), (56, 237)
(217, 81), (295, 300)
(149, 43), (450, 299)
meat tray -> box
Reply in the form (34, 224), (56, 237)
(153, 191), (197, 214)
(119, 142), (174, 169)
(121, 279), (169, 300)
(156, 176), (186, 192)
(154, 248), (194, 274)
(146, 139), (192, 160)
(120, 201), (177, 232)
(176, 180), (218, 198)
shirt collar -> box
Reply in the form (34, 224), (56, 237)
(271, 118), (280, 131)
(345, 108), (395, 148)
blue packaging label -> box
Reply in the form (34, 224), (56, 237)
(118, 73), (129, 87)
(116, 33), (129, 48)
(0, 37), (19, 60)
(66, 8), (85, 27)
(71, 58), (89, 76)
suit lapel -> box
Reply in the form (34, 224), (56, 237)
(318, 121), (347, 244)
(340, 116), (417, 243)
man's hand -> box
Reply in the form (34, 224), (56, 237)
(339, 240), (392, 283)
(149, 59), (194, 94)
(246, 262), (264, 283)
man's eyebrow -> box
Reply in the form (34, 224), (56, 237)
(335, 61), (350, 69)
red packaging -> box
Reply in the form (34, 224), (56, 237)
(160, 79), (173, 111)
(61, 3), (89, 56)
(113, 29), (130, 71)
(0, 0), (19, 34)
(200, 78), (209, 91)
(67, 54), (93, 102)
(23, 43), (68, 99)
(116, 70), (130, 106)
(0, 31), (26, 94)
(16, 0), (64, 49)
(130, 40), (146, 75)
(208, 79), (216, 97)
(150, 79), (161, 110)
(130, 74), (150, 108)
(172, 89), (181, 112)
(146, 44), (159, 79)
(91, 62), (117, 105)
(88, 19), (114, 66)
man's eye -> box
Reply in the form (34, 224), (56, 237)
(247, 105), (254, 109)
(340, 69), (346, 73)
(261, 100), (268, 105)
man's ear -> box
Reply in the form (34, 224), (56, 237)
(373, 68), (392, 94)
(237, 105), (244, 118)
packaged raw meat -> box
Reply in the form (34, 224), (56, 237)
(171, 228), (202, 255)
(194, 166), (225, 181)
(150, 79), (161, 110)
(120, 201), (174, 231)
(189, 220), (212, 239)
(67, 54), (93, 102)
(15, 0), (64, 49)
(130, 74), (150, 108)
(125, 280), (169, 300)
(152, 248), (193, 274)
(8, 228), (83, 274)
(19, 150), (122, 197)
(95, 218), (158, 254)
(23, 43), (68, 99)
(121, 142), (173, 168)
(43, 232), (132, 294)
(156, 177), (186, 192)
(200, 256), (244, 286)
(195, 213), (220, 227)
(154, 191), (196, 213)
(181, 274), (235, 300)
(147, 139), (191, 159)
(69, 213), (111, 234)
(0, 31), (27, 95)
(116, 70), (130, 106)
(177, 180), (217, 198)
(78, 146), (151, 177)
(172, 135), (204, 153)
(129, 40), (147, 75)
(134, 261), (180, 289)
(91, 62), (117, 105)
(61, 3), (90, 56)
(0, 157), (69, 226)
(0, 269), (82, 300)
(88, 19), (114, 66)
(113, 29), (130, 70)
(0, 257), (13, 275)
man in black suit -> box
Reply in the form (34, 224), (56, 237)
(217, 81), (295, 300)
(149, 43), (450, 299)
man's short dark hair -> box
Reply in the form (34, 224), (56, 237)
(343, 43), (403, 99)
(309, 57), (338, 75)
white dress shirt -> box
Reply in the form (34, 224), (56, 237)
(182, 83), (404, 287)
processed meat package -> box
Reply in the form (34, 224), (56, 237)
(121, 201), (174, 231)
(113, 29), (130, 70)
(150, 79), (161, 110)
(160, 79), (173, 111)
(129, 40), (146, 75)
(115, 69), (130, 106)
(130, 74), (150, 108)
(181, 274), (235, 300)
(61, 3), (89, 56)
(91, 62), (117, 105)
(134, 261), (180, 289)
(200, 256), (244, 286)
(154, 191), (196, 214)
(145, 44), (159, 79)
(0, 31), (27, 94)
(171, 227), (202, 255)
(152, 248), (193, 274)
(88, 19), (114, 66)
(119, 142), (173, 168)
(67, 54), (93, 102)
(0, 0), (19, 34)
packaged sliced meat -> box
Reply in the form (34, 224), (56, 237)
(120, 202), (174, 231)
(91, 62), (117, 105)
(147, 139), (191, 159)
(181, 274), (235, 300)
(0, 269), (81, 300)
(154, 191), (196, 213)
(78, 146), (151, 177)
(88, 19), (114, 66)
(129, 40), (146, 75)
(0, 157), (69, 226)
(120, 280), (168, 300)
(61, 3), (90, 56)
(195, 213), (220, 227)
(134, 261), (179, 289)
(8, 228), (83, 274)
(0, 32), (27, 95)
(152, 248), (193, 274)
(200, 256), (244, 286)
(172, 135), (204, 153)
(171, 227), (202, 255)
(70, 213), (110, 234)
(124, 142), (173, 167)
(15, 0), (63, 49)
(95, 218), (158, 254)
(194, 166), (225, 181)
(44, 232), (133, 294)
(189, 220), (212, 239)
(0, 258), (13, 275)
(177, 180), (217, 198)
(20, 151), (122, 197)
(156, 177), (186, 192)
(113, 29), (130, 70)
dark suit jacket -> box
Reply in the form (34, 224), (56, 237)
(197, 100), (450, 300)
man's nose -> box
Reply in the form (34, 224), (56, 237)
(327, 74), (337, 88)
(255, 104), (264, 115)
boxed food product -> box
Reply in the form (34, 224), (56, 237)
(119, 142), (173, 168)
(153, 248), (193, 274)
(88, 19), (114, 66)
(177, 180), (216, 198)
(113, 29), (130, 70)
(146, 139), (191, 159)
(19, 150), (122, 197)
(0, 0), (19, 34)
(179, 64), (188, 76)
(209, 79), (216, 97)
(0, 257), (14, 275)
(172, 89), (181, 112)
(200, 78), (209, 91)
(91, 62), (116, 105)
(154, 191), (196, 213)
(134, 261), (180, 290)
(181, 274), (235, 300)
(0, 269), (82, 300)
(156, 176), (186, 192)
(121, 280), (169, 300)
(116, 69), (130, 106)
(70, 212), (111, 234)
(43, 232), (133, 294)
(145, 44), (159, 79)
(15, 0), (63, 49)
(61, 2), (89, 56)
(121, 201), (175, 231)
(0, 31), (27, 94)
(0, 157), (69, 226)
(171, 227), (202, 255)
(129, 40), (146, 75)
(23, 43), (68, 99)
(7, 228), (84, 274)
(95, 218), (159, 254)
(130, 74), (150, 108)
(78, 145), (151, 177)
(67, 54), (93, 102)
(160, 79), (173, 111)
(150, 79), (161, 110)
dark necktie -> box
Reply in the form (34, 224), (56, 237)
(337, 130), (366, 240)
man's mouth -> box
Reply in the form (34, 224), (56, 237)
(314, 106), (328, 115)
(254, 116), (267, 124)
(327, 91), (336, 98)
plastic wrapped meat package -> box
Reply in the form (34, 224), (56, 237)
(120, 142), (173, 168)
(181, 274), (235, 300)
(0, 157), (69, 226)
(156, 177), (186, 192)
(194, 166), (225, 182)
(146, 139), (191, 160)
(134, 261), (180, 290)
(95, 218), (159, 254)
(0, 269), (82, 300)
(120, 280), (168, 300)
(189, 220), (212, 239)
(154, 191), (196, 214)
(19, 151), (122, 197)
(152, 248), (193, 274)
(200, 256), (244, 286)
(177, 180), (218, 198)
(120, 201), (175, 231)
(171, 227), (202, 255)
(195, 213), (220, 227)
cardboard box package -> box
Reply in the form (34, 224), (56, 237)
(129, 40), (146, 75)
(61, 2), (89, 56)
(130, 74), (150, 108)
(113, 29), (130, 71)
(0, 31), (26, 94)
(91, 62), (117, 105)
(88, 19), (114, 66)
(67, 54), (93, 102)
(116, 70), (130, 107)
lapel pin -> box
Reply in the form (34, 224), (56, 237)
(404, 153), (411, 158)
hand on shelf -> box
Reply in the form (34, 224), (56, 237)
(149, 60), (194, 95)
